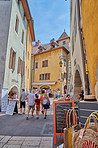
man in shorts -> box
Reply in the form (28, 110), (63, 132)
(19, 89), (27, 114)
(26, 90), (35, 120)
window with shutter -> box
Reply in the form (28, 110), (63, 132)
(17, 57), (20, 73)
(9, 48), (13, 69)
(12, 51), (16, 72)
(21, 30), (24, 44)
(21, 61), (25, 76)
(42, 60), (48, 67)
(35, 62), (38, 69)
(39, 74), (41, 80)
(15, 15), (19, 34)
(48, 73), (50, 80)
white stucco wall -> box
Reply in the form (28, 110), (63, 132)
(70, 0), (85, 96)
(3, 0), (27, 96)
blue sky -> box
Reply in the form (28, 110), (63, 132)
(27, 0), (70, 44)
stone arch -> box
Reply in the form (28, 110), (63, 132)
(40, 85), (50, 90)
(74, 65), (82, 98)
(9, 85), (19, 96)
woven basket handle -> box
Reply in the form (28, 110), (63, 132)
(84, 115), (97, 130)
(69, 109), (77, 127)
(66, 109), (71, 128)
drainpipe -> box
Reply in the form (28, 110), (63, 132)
(76, 0), (90, 95)
(31, 55), (35, 89)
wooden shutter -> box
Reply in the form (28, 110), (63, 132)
(46, 60), (48, 67)
(48, 73), (50, 80)
(21, 61), (25, 76)
(39, 74), (41, 80)
(42, 61), (44, 67)
(13, 52), (16, 71)
(17, 57), (20, 73)
(9, 48), (13, 69)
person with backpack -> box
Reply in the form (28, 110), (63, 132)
(42, 93), (50, 119)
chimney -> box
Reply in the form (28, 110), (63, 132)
(37, 40), (40, 45)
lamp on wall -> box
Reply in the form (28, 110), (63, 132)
(59, 55), (66, 67)
(59, 60), (63, 67)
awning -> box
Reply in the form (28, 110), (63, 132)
(32, 81), (57, 85)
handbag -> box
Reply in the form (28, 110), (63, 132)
(72, 115), (98, 148)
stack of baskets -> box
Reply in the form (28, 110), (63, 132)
(72, 113), (98, 148)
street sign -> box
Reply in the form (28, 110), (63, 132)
(53, 101), (74, 144)
(6, 100), (16, 115)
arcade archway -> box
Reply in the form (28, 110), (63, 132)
(40, 85), (50, 90)
(74, 70), (82, 98)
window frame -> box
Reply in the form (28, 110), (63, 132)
(35, 62), (38, 69)
(15, 15), (19, 34)
(21, 30), (24, 44)
(42, 60), (48, 67)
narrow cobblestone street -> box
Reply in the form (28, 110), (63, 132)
(0, 99), (54, 148)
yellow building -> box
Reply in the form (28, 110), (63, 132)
(81, 0), (98, 95)
(26, 14), (35, 92)
(31, 32), (70, 95)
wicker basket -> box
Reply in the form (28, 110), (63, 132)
(84, 95), (96, 101)
(72, 115), (98, 148)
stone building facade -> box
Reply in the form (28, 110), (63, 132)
(70, 0), (88, 98)
(31, 32), (70, 96)
(0, 0), (35, 96)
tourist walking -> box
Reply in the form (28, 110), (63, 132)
(26, 90), (35, 120)
(53, 90), (57, 100)
(19, 89), (27, 115)
(35, 95), (40, 119)
(40, 89), (45, 114)
(57, 88), (61, 99)
(42, 93), (50, 119)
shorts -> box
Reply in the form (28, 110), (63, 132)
(43, 104), (49, 109)
(36, 105), (40, 111)
(28, 104), (35, 111)
(20, 101), (25, 108)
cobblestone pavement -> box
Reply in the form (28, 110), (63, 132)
(0, 136), (53, 148)
(0, 98), (56, 148)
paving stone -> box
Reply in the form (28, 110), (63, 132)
(25, 137), (41, 141)
(39, 144), (52, 148)
(0, 142), (5, 148)
(21, 146), (38, 148)
(22, 140), (40, 147)
(41, 137), (53, 141)
(0, 136), (4, 141)
(7, 140), (23, 145)
(3, 145), (21, 148)
(0, 136), (11, 143)
(10, 137), (26, 141)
